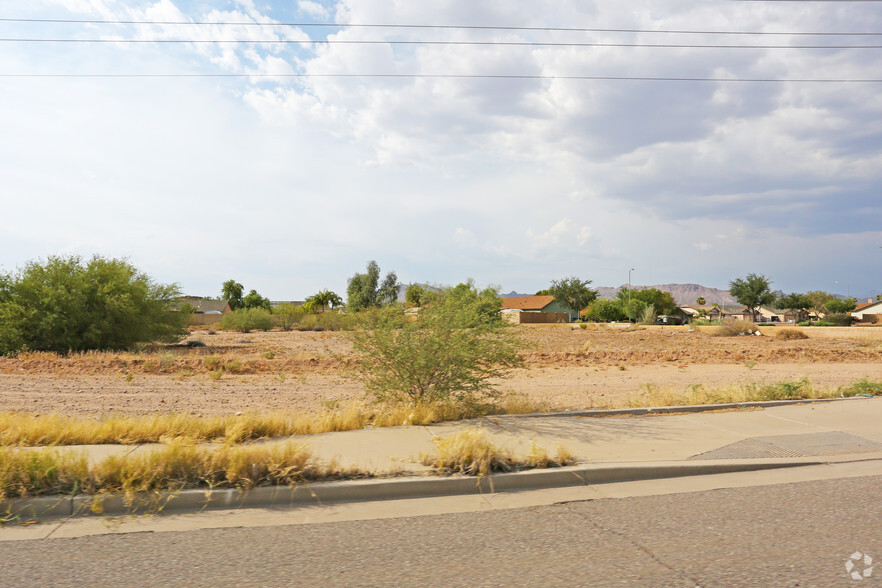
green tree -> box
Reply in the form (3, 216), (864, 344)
(617, 288), (678, 319)
(548, 277), (597, 321)
(445, 281), (503, 325)
(346, 261), (399, 311)
(405, 284), (427, 307)
(242, 289), (271, 311)
(696, 297), (706, 305)
(583, 299), (627, 322)
(221, 280), (244, 310)
(534, 289), (552, 296)
(805, 291), (835, 320)
(775, 293), (812, 322)
(0, 255), (186, 354)
(307, 289), (343, 313)
(729, 273), (775, 322)
(350, 286), (522, 406)
(824, 297), (857, 314)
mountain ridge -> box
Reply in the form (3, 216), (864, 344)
(502, 283), (738, 306)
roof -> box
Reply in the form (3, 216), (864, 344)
(185, 299), (230, 313)
(853, 300), (882, 313)
(499, 295), (556, 311)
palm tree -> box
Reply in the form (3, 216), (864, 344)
(308, 290), (343, 313)
(696, 297), (706, 305)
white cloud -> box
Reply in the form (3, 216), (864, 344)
(527, 218), (573, 249)
(577, 227), (593, 247)
(453, 228), (477, 248)
(298, 1), (329, 19)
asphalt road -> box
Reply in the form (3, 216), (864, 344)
(2, 475), (880, 587)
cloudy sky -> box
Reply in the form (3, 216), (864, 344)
(2, 0), (881, 300)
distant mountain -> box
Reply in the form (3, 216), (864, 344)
(500, 291), (532, 298)
(595, 283), (737, 306)
(502, 284), (737, 305)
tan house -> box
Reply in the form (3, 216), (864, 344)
(179, 297), (232, 325)
(757, 306), (803, 323)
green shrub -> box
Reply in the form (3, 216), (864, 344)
(350, 285), (524, 407)
(0, 255), (186, 355)
(753, 378), (812, 400)
(273, 302), (308, 331)
(823, 313), (854, 326)
(582, 299), (626, 322)
(838, 379), (882, 396)
(220, 308), (274, 332)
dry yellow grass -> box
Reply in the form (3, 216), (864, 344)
(776, 328), (809, 340)
(0, 394), (551, 448)
(422, 429), (573, 476)
(622, 377), (882, 408)
(0, 440), (357, 504)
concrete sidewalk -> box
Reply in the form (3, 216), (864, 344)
(4, 397), (882, 522)
(300, 396), (882, 472)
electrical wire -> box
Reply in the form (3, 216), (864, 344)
(1, 73), (879, 82)
(1, 17), (880, 37)
(1, 38), (881, 49)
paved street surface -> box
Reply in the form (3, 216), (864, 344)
(2, 473), (880, 587)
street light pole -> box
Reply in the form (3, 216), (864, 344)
(628, 268), (634, 301)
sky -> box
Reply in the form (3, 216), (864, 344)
(1, 0), (881, 300)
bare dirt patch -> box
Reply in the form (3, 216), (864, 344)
(1, 324), (880, 416)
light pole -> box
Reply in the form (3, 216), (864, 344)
(628, 268), (634, 301)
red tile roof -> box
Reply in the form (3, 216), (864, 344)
(500, 295), (556, 311)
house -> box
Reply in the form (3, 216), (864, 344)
(704, 305), (753, 321)
(679, 304), (715, 320)
(757, 306), (802, 323)
(178, 297), (232, 325)
(500, 295), (571, 323)
(852, 299), (882, 323)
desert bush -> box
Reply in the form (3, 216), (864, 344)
(638, 304), (657, 325)
(350, 284), (523, 407)
(714, 319), (760, 337)
(689, 318), (719, 326)
(776, 328), (808, 340)
(0, 255), (186, 355)
(583, 299), (627, 322)
(838, 379), (882, 397)
(220, 308), (274, 332)
(273, 302), (308, 331)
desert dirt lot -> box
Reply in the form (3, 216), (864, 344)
(1, 324), (881, 417)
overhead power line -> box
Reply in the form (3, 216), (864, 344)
(1, 17), (880, 37)
(2, 73), (880, 82)
(2, 38), (882, 49)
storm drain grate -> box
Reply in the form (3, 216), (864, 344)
(689, 431), (882, 460)
(689, 438), (804, 460)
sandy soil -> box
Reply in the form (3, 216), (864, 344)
(1, 325), (880, 416)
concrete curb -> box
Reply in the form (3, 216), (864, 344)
(0, 458), (824, 522)
(505, 396), (871, 419)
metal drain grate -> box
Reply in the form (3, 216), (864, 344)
(689, 438), (804, 460)
(689, 431), (882, 460)
(758, 431), (882, 456)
